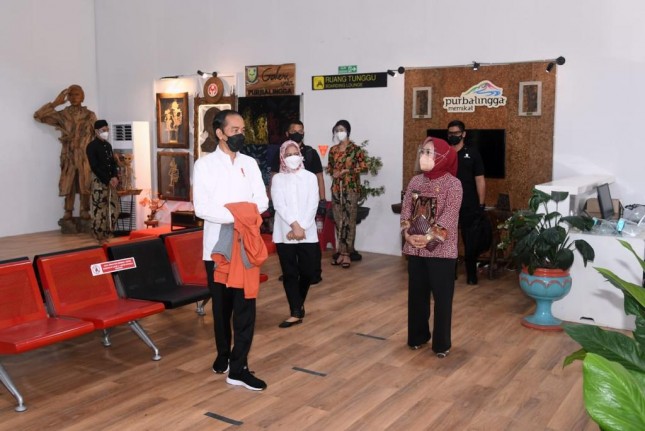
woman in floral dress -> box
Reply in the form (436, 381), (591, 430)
(326, 120), (367, 269)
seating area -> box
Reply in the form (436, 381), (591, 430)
(0, 228), (219, 412)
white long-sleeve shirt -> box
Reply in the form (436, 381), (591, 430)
(271, 169), (319, 244)
(194, 147), (269, 260)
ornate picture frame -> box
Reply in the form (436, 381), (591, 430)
(157, 151), (190, 201)
(518, 81), (542, 116)
(412, 87), (432, 119)
(193, 98), (232, 160)
(156, 93), (189, 148)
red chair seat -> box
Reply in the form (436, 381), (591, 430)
(0, 317), (94, 354)
(61, 299), (164, 329)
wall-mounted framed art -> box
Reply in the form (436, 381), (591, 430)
(518, 81), (542, 116)
(156, 92), (189, 148)
(412, 87), (432, 119)
(157, 151), (190, 201)
(193, 98), (232, 160)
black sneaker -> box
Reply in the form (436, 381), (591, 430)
(212, 356), (229, 374)
(226, 367), (267, 391)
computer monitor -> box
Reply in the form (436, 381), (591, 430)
(596, 183), (615, 220)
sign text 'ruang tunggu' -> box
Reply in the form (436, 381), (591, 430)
(245, 63), (295, 96)
(312, 72), (388, 91)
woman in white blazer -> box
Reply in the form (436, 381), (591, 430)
(271, 140), (320, 328)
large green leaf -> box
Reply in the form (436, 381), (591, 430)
(553, 248), (574, 270)
(619, 239), (645, 273)
(562, 215), (596, 231)
(582, 353), (645, 431)
(563, 348), (587, 367)
(595, 267), (645, 309)
(550, 190), (570, 203)
(541, 226), (566, 245)
(563, 324), (645, 372)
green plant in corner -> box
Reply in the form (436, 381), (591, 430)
(563, 239), (645, 431)
(357, 139), (385, 207)
(500, 188), (595, 274)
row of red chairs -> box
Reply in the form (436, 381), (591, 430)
(0, 228), (209, 412)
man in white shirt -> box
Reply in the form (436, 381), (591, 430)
(194, 109), (269, 391)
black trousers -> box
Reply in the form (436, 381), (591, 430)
(276, 242), (319, 317)
(204, 260), (256, 374)
(460, 211), (479, 280)
(407, 255), (456, 353)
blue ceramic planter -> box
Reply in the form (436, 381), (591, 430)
(518, 267), (572, 331)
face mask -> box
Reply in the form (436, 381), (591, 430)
(335, 131), (347, 142)
(99, 131), (109, 141)
(288, 132), (304, 143)
(285, 155), (302, 170)
(447, 135), (462, 146)
(225, 133), (245, 152)
(419, 154), (435, 171)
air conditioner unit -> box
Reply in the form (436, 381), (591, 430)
(110, 122), (152, 232)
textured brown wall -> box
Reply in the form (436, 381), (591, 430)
(402, 62), (556, 210)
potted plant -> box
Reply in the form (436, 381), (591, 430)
(356, 139), (385, 223)
(500, 188), (595, 330)
(563, 239), (645, 430)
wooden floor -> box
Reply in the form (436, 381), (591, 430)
(0, 231), (597, 430)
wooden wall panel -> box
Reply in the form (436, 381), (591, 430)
(403, 62), (556, 210)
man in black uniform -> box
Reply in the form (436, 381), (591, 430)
(86, 119), (120, 244)
(270, 120), (325, 284)
(447, 120), (486, 285)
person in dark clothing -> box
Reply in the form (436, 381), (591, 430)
(86, 119), (120, 244)
(447, 120), (486, 285)
(270, 120), (325, 284)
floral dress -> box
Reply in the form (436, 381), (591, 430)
(325, 141), (367, 255)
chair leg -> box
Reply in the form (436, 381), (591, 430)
(128, 321), (161, 361)
(101, 329), (112, 347)
(196, 297), (210, 316)
(0, 363), (27, 412)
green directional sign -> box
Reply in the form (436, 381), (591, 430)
(338, 65), (358, 74)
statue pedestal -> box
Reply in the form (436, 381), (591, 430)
(58, 217), (92, 234)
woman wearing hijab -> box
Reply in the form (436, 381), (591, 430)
(400, 137), (462, 358)
(326, 119), (367, 268)
(271, 140), (320, 328)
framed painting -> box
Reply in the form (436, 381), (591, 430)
(156, 93), (189, 148)
(518, 81), (542, 116)
(157, 151), (190, 201)
(193, 97), (232, 160)
(412, 87), (432, 119)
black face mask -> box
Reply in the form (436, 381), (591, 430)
(447, 135), (462, 146)
(288, 132), (304, 143)
(225, 133), (245, 152)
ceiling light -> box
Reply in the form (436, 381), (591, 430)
(387, 66), (405, 77)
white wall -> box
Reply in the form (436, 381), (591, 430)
(0, 0), (98, 237)
(2, 0), (645, 257)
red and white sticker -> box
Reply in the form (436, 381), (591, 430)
(91, 257), (137, 276)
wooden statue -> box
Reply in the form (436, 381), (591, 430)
(34, 85), (97, 231)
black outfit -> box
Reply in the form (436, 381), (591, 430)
(455, 145), (485, 283)
(275, 242), (318, 317)
(204, 261), (255, 374)
(86, 137), (118, 186)
(271, 143), (324, 282)
(86, 137), (120, 241)
(407, 256), (456, 352)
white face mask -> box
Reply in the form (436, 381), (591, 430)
(335, 131), (347, 142)
(99, 131), (109, 141)
(285, 155), (302, 170)
(419, 154), (435, 171)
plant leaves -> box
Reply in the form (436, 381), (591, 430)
(550, 190), (570, 203)
(619, 239), (645, 273)
(563, 324), (645, 373)
(553, 248), (574, 270)
(595, 267), (645, 310)
(574, 239), (596, 266)
(563, 348), (587, 367)
(582, 353), (645, 431)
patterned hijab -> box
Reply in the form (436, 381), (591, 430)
(279, 140), (304, 173)
(422, 137), (458, 180)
